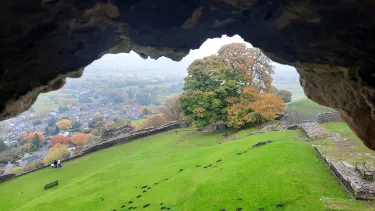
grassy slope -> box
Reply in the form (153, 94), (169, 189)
(318, 123), (375, 164)
(0, 129), (371, 211)
(274, 83), (305, 100)
(287, 99), (334, 116)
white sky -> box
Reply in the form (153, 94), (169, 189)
(85, 35), (297, 78)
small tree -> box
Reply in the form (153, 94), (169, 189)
(43, 143), (70, 164)
(56, 119), (72, 130)
(142, 114), (168, 128)
(140, 106), (152, 116)
(277, 90), (292, 103)
(71, 121), (82, 129)
(31, 134), (40, 149)
(0, 138), (7, 152)
(71, 133), (87, 146)
(50, 135), (70, 147)
(158, 95), (181, 121)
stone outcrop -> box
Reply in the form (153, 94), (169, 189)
(317, 112), (343, 123)
(1, 1), (375, 149)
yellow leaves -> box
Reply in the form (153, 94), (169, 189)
(71, 133), (87, 146)
(227, 86), (286, 128)
(56, 119), (72, 130)
(193, 107), (206, 117)
(249, 93), (286, 120)
(44, 143), (70, 164)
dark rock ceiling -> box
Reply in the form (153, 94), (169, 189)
(1, 0), (375, 149)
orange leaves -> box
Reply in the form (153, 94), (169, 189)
(249, 93), (286, 120)
(56, 119), (72, 130)
(20, 131), (45, 144)
(71, 133), (87, 146)
(50, 135), (70, 147)
(193, 107), (206, 118)
(227, 86), (286, 128)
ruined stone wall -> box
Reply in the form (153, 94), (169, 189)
(0, 121), (180, 183)
(317, 112), (343, 123)
(299, 123), (330, 139)
(312, 145), (375, 200)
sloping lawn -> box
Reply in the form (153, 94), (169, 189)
(288, 99), (334, 116)
(317, 122), (375, 164)
(0, 129), (371, 211)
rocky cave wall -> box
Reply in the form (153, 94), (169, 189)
(1, 0), (375, 149)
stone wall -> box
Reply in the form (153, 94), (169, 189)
(312, 145), (375, 200)
(0, 121), (180, 183)
(317, 112), (343, 123)
(81, 121), (180, 154)
(101, 124), (132, 140)
(299, 123), (330, 139)
(0, 173), (16, 183)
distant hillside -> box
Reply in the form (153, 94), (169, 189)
(288, 98), (335, 116)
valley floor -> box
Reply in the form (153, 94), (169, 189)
(0, 128), (373, 211)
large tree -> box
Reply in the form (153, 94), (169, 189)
(181, 43), (285, 128)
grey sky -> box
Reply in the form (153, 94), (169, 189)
(85, 35), (299, 80)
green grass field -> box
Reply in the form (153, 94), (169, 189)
(31, 94), (59, 112)
(287, 99), (335, 116)
(274, 83), (305, 100)
(0, 129), (372, 211)
(315, 123), (375, 164)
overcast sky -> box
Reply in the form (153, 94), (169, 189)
(85, 35), (298, 78)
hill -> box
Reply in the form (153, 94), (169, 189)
(287, 98), (335, 117)
(0, 128), (370, 211)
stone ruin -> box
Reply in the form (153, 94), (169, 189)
(313, 145), (375, 200)
(299, 122), (330, 139)
(317, 112), (343, 123)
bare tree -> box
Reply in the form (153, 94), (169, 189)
(158, 95), (181, 121)
(142, 114), (168, 128)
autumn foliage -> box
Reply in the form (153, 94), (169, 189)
(71, 133), (87, 146)
(56, 119), (72, 130)
(250, 93), (286, 120)
(227, 87), (286, 128)
(19, 131), (45, 144)
(181, 43), (286, 129)
(43, 143), (70, 164)
(141, 114), (168, 128)
(140, 106), (152, 115)
(50, 135), (70, 147)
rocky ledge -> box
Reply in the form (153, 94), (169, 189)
(1, 1), (375, 149)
